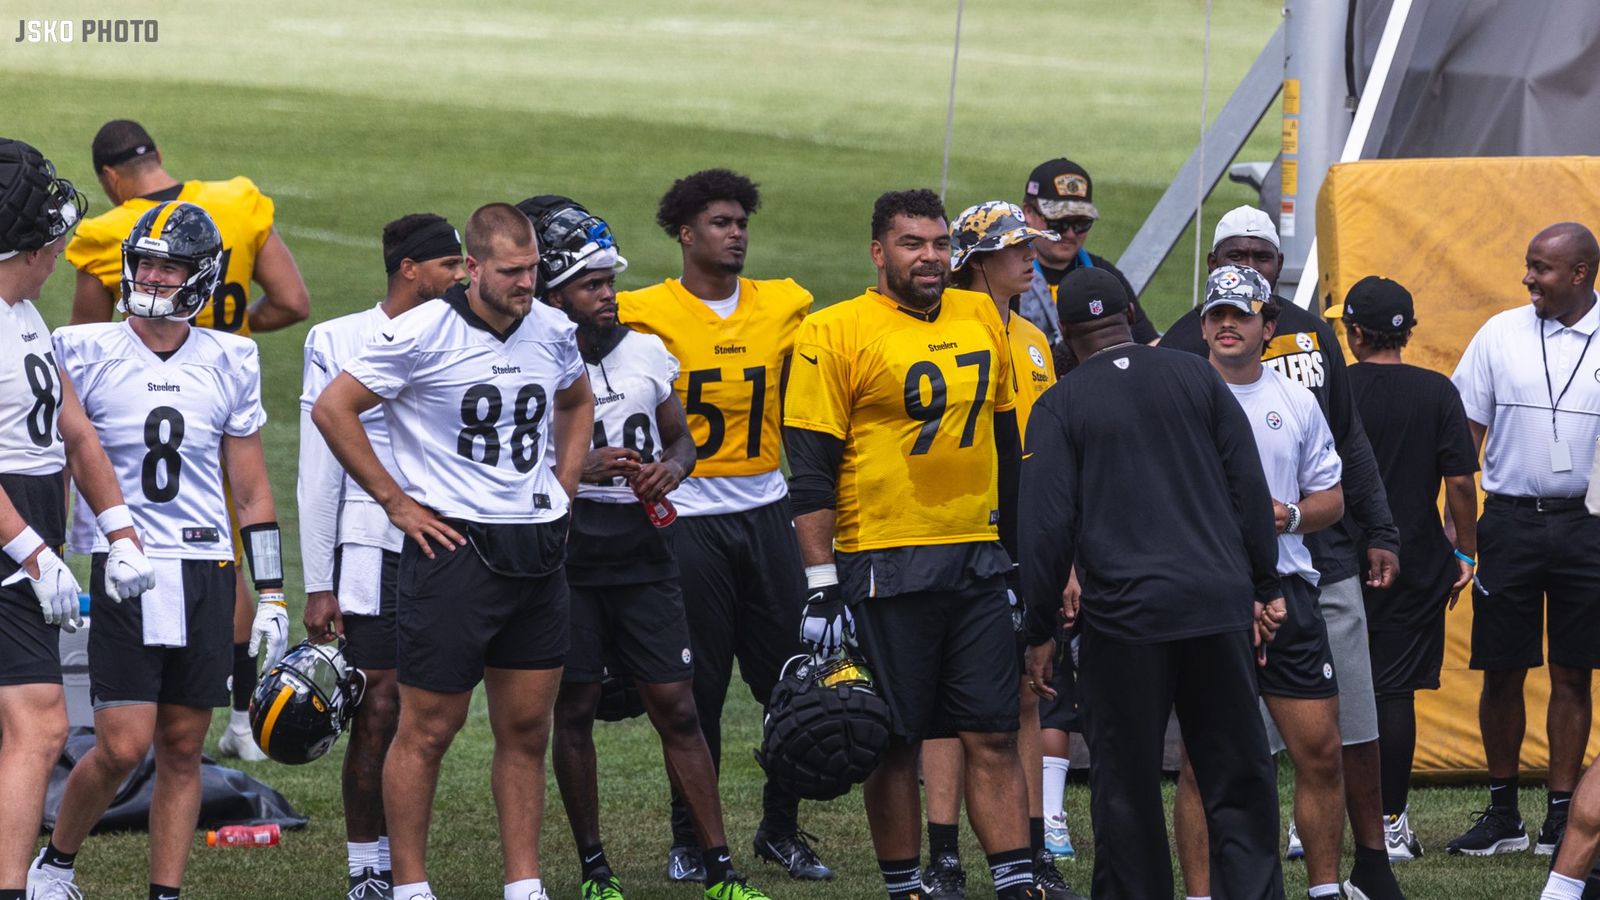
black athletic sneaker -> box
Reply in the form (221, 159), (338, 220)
(347, 867), (393, 899)
(1444, 805), (1529, 856)
(1033, 849), (1086, 900)
(751, 828), (834, 881)
(668, 845), (707, 882)
(1537, 804), (1570, 856)
(922, 852), (966, 899)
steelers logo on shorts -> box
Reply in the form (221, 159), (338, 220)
(1028, 346), (1045, 368)
(1265, 411), (1283, 430)
(1323, 663), (1334, 680)
(682, 648), (693, 665)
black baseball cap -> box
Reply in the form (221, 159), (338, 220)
(1024, 159), (1099, 220)
(1338, 276), (1415, 333)
(1058, 267), (1128, 325)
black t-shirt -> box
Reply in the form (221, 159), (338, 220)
(1019, 344), (1280, 644)
(1040, 253), (1160, 344)
(1347, 362), (1478, 629)
(1162, 299), (1399, 581)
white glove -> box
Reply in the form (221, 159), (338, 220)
(3, 546), (83, 633)
(250, 592), (289, 673)
(104, 537), (156, 602)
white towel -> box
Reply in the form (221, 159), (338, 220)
(337, 543), (384, 617)
(140, 557), (187, 647)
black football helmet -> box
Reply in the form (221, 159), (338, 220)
(516, 194), (627, 293)
(120, 200), (223, 319)
(756, 650), (893, 801)
(249, 639), (366, 765)
(0, 138), (86, 259)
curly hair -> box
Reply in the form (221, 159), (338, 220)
(871, 189), (946, 241)
(655, 168), (760, 239)
(1347, 323), (1412, 350)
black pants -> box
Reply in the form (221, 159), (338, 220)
(669, 499), (805, 846)
(1080, 621), (1284, 900)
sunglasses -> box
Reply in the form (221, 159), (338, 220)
(1045, 216), (1095, 235)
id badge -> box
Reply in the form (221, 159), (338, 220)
(1552, 437), (1574, 473)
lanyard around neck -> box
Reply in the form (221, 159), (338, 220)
(1540, 319), (1596, 439)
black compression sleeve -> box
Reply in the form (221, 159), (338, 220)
(784, 426), (844, 516)
(994, 409), (1021, 561)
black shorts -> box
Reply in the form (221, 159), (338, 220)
(0, 472), (66, 686)
(1257, 575), (1338, 700)
(396, 521), (570, 693)
(1370, 621), (1446, 695)
(89, 556), (236, 708)
(334, 544), (399, 671)
(563, 580), (693, 685)
(1039, 629), (1079, 732)
(1470, 498), (1600, 670)
(852, 578), (1020, 742)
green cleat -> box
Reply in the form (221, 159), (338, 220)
(581, 873), (626, 900)
(705, 874), (772, 900)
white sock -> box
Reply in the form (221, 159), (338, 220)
(506, 877), (543, 899)
(378, 835), (392, 871)
(229, 708), (250, 730)
(1308, 885), (1340, 899)
(348, 840), (381, 877)
(394, 882), (432, 900)
(1185, 896), (1212, 900)
(1042, 755), (1070, 818)
(1542, 872), (1586, 900)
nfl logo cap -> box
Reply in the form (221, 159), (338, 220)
(1212, 205), (1280, 251)
(1338, 275), (1415, 332)
(1025, 158), (1100, 221)
(1058, 267), (1128, 324)
(1201, 265), (1273, 316)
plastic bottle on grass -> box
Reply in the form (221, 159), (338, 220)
(206, 824), (280, 847)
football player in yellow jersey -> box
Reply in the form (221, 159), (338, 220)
(919, 201), (1081, 900)
(785, 190), (1044, 900)
(616, 169), (832, 882)
(64, 119), (311, 761)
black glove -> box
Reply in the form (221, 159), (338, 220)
(800, 581), (852, 655)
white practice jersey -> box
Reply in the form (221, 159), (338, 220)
(1227, 365), (1342, 585)
(580, 329), (680, 503)
(53, 321), (266, 559)
(299, 303), (407, 594)
(0, 297), (66, 475)
(342, 290), (585, 524)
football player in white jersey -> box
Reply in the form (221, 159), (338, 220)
(0, 137), (156, 900)
(1199, 265), (1354, 900)
(313, 204), (595, 900)
(29, 201), (286, 900)
(521, 197), (773, 900)
(299, 212), (464, 899)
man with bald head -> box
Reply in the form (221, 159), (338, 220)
(1448, 222), (1600, 862)
(313, 203), (596, 900)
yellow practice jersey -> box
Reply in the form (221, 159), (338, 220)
(618, 277), (811, 478)
(1007, 313), (1056, 439)
(785, 287), (1016, 552)
(66, 178), (275, 335)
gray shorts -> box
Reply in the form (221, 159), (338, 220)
(1262, 574), (1379, 751)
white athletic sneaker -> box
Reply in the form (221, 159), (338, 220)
(1286, 821), (1304, 860)
(1044, 811), (1075, 857)
(26, 849), (82, 900)
(217, 719), (268, 761)
(1384, 808), (1424, 861)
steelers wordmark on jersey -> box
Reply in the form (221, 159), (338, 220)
(785, 288), (1015, 552)
(341, 288), (584, 525)
(579, 329), (680, 503)
(66, 178), (274, 335)
(0, 298), (66, 476)
(52, 321), (265, 558)
(617, 278), (810, 478)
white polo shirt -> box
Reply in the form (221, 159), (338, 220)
(1452, 297), (1600, 498)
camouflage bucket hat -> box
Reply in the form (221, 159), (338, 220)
(949, 200), (1057, 271)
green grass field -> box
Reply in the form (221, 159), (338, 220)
(0, 1), (1565, 896)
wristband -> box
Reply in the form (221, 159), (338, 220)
(1285, 502), (1302, 534)
(240, 522), (285, 590)
(1454, 549), (1477, 567)
(259, 590), (287, 607)
(3, 526), (44, 565)
(804, 563), (839, 589)
(96, 504), (135, 536)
